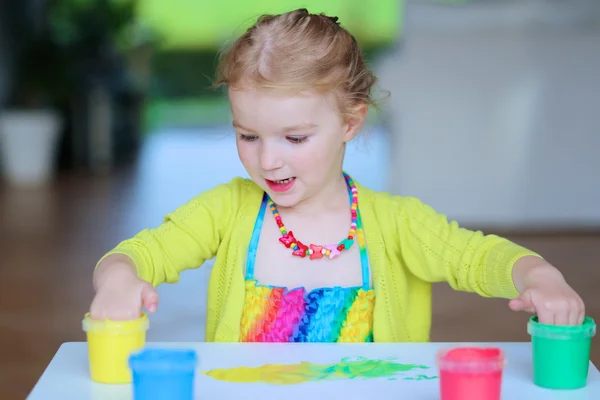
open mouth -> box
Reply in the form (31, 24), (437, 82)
(273, 178), (294, 184)
(266, 177), (296, 193)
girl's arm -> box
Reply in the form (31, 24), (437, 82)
(396, 196), (541, 299)
(94, 178), (245, 288)
(396, 196), (585, 325)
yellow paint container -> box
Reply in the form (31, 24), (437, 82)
(82, 312), (149, 384)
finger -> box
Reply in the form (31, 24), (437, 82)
(508, 299), (523, 312)
(509, 291), (535, 312)
(554, 310), (569, 326)
(577, 300), (586, 325)
(536, 309), (554, 325)
(100, 309), (137, 321)
(142, 286), (159, 313)
(521, 291), (536, 312)
(89, 308), (103, 320)
(523, 304), (537, 313)
(568, 309), (579, 326)
(566, 298), (583, 325)
(126, 308), (142, 320)
(577, 310), (585, 325)
(89, 303), (100, 320)
(89, 301), (109, 320)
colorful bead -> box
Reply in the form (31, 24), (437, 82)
(341, 238), (354, 250)
(292, 241), (308, 257)
(325, 244), (341, 259)
(270, 173), (360, 261)
(279, 231), (296, 248)
(310, 244), (323, 260)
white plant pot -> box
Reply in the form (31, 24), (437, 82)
(0, 109), (63, 186)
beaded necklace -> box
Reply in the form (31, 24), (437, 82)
(268, 173), (358, 260)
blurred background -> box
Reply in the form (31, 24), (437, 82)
(1, 0), (599, 398)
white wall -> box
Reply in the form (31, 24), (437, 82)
(376, 0), (600, 229)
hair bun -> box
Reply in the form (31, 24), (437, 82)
(327, 16), (340, 26)
(214, 8), (377, 113)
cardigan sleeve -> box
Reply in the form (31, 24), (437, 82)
(396, 196), (542, 299)
(97, 177), (248, 287)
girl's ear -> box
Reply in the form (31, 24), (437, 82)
(343, 103), (368, 142)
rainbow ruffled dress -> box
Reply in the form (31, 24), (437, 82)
(240, 176), (375, 342)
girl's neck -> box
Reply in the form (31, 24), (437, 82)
(278, 173), (350, 216)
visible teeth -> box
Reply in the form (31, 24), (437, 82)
(276, 178), (292, 184)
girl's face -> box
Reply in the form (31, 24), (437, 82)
(229, 87), (365, 209)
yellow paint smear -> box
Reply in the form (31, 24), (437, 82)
(203, 357), (435, 385)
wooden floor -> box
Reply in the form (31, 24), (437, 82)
(1, 135), (599, 399)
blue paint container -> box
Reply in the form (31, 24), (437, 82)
(128, 348), (197, 400)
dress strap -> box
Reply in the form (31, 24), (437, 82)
(245, 192), (268, 280)
(356, 208), (371, 291)
(346, 173), (371, 291)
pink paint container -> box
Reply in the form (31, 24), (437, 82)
(436, 347), (505, 400)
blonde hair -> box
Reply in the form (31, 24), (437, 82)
(213, 8), (378, 119)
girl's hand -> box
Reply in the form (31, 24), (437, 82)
(90, 256), (159, 320)
(90, 275), (159, 321)
(509, 257), (585, 325)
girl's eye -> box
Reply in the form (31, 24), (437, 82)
(239, 134), (258, 142)
(287, 136), (308, 144)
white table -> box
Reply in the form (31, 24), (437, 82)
(27, 342), (600, 400)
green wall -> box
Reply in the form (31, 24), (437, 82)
(137, 1), (403, 132)
(138, 0), (402, 50)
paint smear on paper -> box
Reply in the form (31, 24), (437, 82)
(404, 374), (438, 381)
(203, 356), (437, 385)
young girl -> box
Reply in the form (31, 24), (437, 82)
(90, 9), (585, 342)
